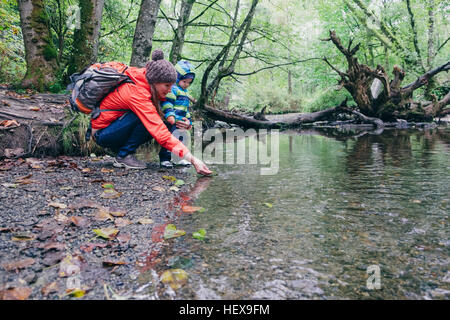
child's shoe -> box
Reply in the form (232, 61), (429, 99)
(160, 161), (173, 169)
(176, 159), (191, 166)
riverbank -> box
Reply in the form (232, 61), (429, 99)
(0, 155), (202, 299)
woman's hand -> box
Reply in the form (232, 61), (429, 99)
(176, 117), (192, 130)
(187, 154), (212, 176)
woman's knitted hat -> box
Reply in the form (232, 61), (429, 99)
(145, 50), (177, 84)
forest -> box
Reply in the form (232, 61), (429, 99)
(1, 0), (449, 126)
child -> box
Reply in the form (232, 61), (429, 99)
(159, 60), (196, 168)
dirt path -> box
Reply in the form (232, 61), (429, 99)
(0, 155), (206, 300)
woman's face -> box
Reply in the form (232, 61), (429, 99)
(154, 82), (174, 99)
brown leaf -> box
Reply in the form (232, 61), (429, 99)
(2, 258), (35, 271)
(0, 100), (11, 107)
(101, 168), (114, 173)
(69, 216), (89, 227)
(0, 119), (18, 127)
(69, 199), (102, 210)
(0, 287), (32, 300)
(49, 201), (67, 209)
(42, 242), (65, 252)
(79, 242), (107, 253)
(4, 148), (24, 158)
(94, 207), (114, 221)
(100, 189), (122, 199)
(41, 282), (59, 296)
(107, 206), (127, 217)
(115, 218), (132, 227)
(54, 213), (69, 223)
(116, 234), (131, 243)
(11, 232), (35, 241)
(102, 260), (127, 267)
(137, 218), (154, 225)
(28, 106), (40, 111)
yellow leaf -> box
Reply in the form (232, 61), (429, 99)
(160, 269), (188, 290)
(93, 228), (119, 240)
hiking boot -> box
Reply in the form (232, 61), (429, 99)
(113, 155), (147, 169)
(160, 161), (173, 169)
(175, 159), (191, 166)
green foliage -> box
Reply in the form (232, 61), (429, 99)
(0, 0), (25, 84)
(303, 87), (356, 113)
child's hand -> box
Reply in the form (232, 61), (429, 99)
(167, 116), (176, 125)
(176, 117), (192, 130)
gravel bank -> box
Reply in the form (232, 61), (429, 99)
(0, 155), (198, 300)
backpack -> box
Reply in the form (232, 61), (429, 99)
(67, 61), (133, 141)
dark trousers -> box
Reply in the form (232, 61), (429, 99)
(93, 112), (151, 158)
(159, 123), (184, 162)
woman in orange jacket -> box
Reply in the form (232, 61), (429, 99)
(91, 50), (211, 175)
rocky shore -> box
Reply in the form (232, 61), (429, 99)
(0, 155), (201, 299)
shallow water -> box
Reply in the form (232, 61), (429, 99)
(144, 128), (450, 299)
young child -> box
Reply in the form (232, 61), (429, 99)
(159, 60), (196, 168)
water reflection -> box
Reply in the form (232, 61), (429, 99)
(138, 128), (449, 300)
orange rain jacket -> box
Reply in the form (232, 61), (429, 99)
(91, 66), (190, 159)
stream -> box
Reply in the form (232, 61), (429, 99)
(141, 127), (450, 299)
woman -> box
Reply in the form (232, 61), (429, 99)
(90, 50), (211, 175)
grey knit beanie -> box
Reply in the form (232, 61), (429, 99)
(145, 50), (177, 84)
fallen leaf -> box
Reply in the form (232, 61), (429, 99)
(137, 218), (154, 225)
(160, 269), (188, 290)
(2, 183), (18, 188)
(81, 168), (91, 173)
(115, 218), (132, 227)
(116, 234), (131, 243)
(169, 186), (179, 192)
(101, 168), (114, 173)
(29, 106), (40, 111)
(174, 179), (185, 187)
(54, 213), (69, 223)
(41, 282), (59, 296)
(11, 232), (35, 241)
(181, 206), (205, 213)
(42, 242), (65, 252)
(65, 288), (87, 298)
(102, 260), (127, 267)
(0, 100), (11, 107)
(69, 199), (102, 210)
(101, 182), (114, 189)
(0, 120), (19, 127)
(162, 175), (177, 182)
(100, 189), (122, 199)
(80, 242), (107, 253)
(2, 258), (35, 271)
(107, 207), (127, 217)
(0, 287), (32, 300)
(93, 228), (119, 240)
(4, 148), (24, 158)
(49, 202), (67, 209)
(94, 208), (114, 221)
(411, 199), (422, 203)
(192, 229), (207, 241)
(163, 224), (186, 240)
(152, 186), (165, 192)
(69, 216), (89, 227)
(264, 202), (273, 208)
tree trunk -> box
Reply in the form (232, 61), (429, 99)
(323, 31), (450, 121)
(130, 0), (162, 67)
(169, 0), (195, 64)
(68, 0), (104, 75)
(17, 0), (58, 91)
(425, 0), (436, 98)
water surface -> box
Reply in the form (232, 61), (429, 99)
(144, 128), (450, 299)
